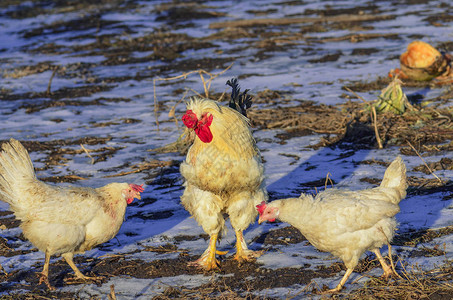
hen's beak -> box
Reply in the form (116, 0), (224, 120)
(135, 193), (141, 200)
(258, 217), (264, 224)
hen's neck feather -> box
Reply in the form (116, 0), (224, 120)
(271, 195), (314, 229)
(96, 183), (127, 211)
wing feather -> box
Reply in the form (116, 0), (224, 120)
(12, 179), (101, 226)
(315, 188), (400, 232)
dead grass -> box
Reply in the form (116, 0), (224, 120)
(394, 226), (453, 247)
(336, 260), (453, 300)
(153, 281), (264, 300)
(249, 98), (453, 151)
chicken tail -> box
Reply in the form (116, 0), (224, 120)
(379, 156), (407, 203)
(226, 78), (252, 117)
(0, 138), (36, 204)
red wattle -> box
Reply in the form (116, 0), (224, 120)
(195, 125), (213, 143)
(194, 113), (213, 143)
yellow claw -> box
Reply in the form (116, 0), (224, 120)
(234, 230), (263, 263)
(188, 233), (226, 271)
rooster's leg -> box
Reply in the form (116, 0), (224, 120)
(37, 250), (55, 290)
(323, 267), (353, 294)
(234, 230), (263, 263)
(62, 252), (101, 281)
(373, 249), (395, 278)
(188, 233), (227, 270)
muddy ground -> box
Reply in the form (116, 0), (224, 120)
(0, 0), (453, 299)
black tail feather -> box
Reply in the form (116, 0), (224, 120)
(226, 78), (252, 117)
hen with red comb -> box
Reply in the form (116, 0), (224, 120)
(0, 138), (143, 289)
(257, 157), (407, 293)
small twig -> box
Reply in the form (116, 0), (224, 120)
(152, 63), (233, 128)
(426, 225), (453, 232)
(0, 263), (7, 276)
(46, 67), (58, 95)
(169, 88), (189, 127)
(80, 144), (95, 165)
(406, 140), (443, 183)
(217, 89), (227, 102)
(324, 172), (334, 189)
(108, 284), (117, 300)
(371, 105), (383, 149)
(103, 160), (174, 178)
(344, 87), (369, 104)
(199, 72), (208, 98)
(188, 88), (204, 98)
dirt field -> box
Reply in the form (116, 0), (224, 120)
(0, 0), (453, 299)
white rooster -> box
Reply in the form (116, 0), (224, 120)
(180, 79), (267, 270)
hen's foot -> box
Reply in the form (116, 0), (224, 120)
(188, 250), (228, 271)
(381, 265), (398, 280)
(319, 267), (353, 294)
(64, 274), (105, 285)
(37, 272), (55, 290)
(373, 248), (398, 280)
(234, 249), (264, 263)
(321, 286), (342, 294)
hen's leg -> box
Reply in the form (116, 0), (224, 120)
(188, 233), (227, 270)
(62, 252), (102, 281)
(324, 267), (353, 293)
(234, 230), (263, 263)
(373, 248), (395, 278)
(37, 250), (55, 290)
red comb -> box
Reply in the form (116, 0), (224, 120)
(256, 201), (267, 215)
(130, 184), (144, 193)
(182, 110), (198, 129)
(182, 110), (214, 143)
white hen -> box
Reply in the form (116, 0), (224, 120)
(0, 138), (143, 289)
(258, 157), (407, 292)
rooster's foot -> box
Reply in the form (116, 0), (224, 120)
(37, 272), (55, 290)
(234, 249), (264, 263)
(188, 250), (228, 271)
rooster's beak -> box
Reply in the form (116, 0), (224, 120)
(135, 194), (141, 200)
(258, 217), (263, 224)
